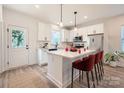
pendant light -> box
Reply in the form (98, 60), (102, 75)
(74, 11), (78, 31)
(59, 4), (63, 27)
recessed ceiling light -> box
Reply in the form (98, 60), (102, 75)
(57, 22), (59, 24)
(34, 5), (40, 8)
(84, 16), (88, 19)
(70, 21), (73, 24)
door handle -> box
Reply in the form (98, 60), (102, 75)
(26, 45), (29, 49)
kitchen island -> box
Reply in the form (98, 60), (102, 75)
(47, 49), (96, 88)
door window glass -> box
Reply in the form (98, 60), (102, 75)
(12, 30), (25, 48)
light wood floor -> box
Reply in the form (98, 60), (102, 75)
(0, 64), (124, 88)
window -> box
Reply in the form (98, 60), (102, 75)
(12, 29), (25, 48)
(51, 30), (61, 45)
(121, 27), (124, 52)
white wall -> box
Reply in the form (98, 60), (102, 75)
(77, 15), (124, 53)
(0, 5), (2, 22)
(104, 16), (124, 53)
(3, 8), (38, 70)
(102, 15), (124, 67)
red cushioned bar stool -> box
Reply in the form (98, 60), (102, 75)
(94, 52), (102, 85)
(71, 59), (82, 87)
(99, 51), (104, 78)
(95, 51), (104, 81)
(71, 55), (96, 88)
(81, 56), (89, 80)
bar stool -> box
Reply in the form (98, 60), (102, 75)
(72, 59), (82, 83)
(81, 56), (89, 80)
(94, 52), (101, 85)
(99, 51), (104, 78)
(71, 55), (96, 88)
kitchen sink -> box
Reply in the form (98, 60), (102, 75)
(48, 48), (57, 51)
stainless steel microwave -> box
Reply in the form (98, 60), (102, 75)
(73, 36), (83, 42)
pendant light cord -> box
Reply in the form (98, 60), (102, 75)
(74, 11), (77, 28)
(61, 4), (62, 22)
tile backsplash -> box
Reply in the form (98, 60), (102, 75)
(37, 40), (71, 49)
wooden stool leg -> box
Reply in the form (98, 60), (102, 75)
(97, 64), (101, 81)
(94, 65), (99, 85)
(86, 71), (90, 88)
(99, 62), (103, 79)
(101, 60), (104, 74)
(71, 67), (74, 88)
(91, 70), (95, 88)
(100, 60), (104, 78)
(82, 71), (83, 80)
(79, 70), (81, 82)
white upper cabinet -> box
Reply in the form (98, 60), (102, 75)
(79, 23), (104, 35)
(69, 31), (73, 42)
(79, 27), (88, 41)
(69, 30), (77, 42)
(88, 24), (104, 35)
(61, 30), (71, 42)
(38, 22), (51, 41)
(69, 23), (104, 41)
(69, 27), (88, 42)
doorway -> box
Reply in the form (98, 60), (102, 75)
(7, 25), (29, 69)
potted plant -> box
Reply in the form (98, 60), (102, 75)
(104, 51), (124, 67)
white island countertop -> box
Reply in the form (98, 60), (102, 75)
(47, 49), (96, 59)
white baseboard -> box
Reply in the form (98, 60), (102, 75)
(47, 72), (80, 88)
(47, 73), (61, 88)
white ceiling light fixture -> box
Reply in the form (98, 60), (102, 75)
(84, 16), (88, 19)
(74, 11), (78, 31)
(59, 4), (63, 27)
(34, 5), (40, 9)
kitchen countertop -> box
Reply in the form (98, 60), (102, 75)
(47, 49), (96, 59)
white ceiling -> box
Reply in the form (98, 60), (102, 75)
(3, 4), (124, 28)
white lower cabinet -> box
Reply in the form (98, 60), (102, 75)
(37, 49), (48, 65)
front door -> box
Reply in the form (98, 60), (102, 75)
(7, 25), (29, 69)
